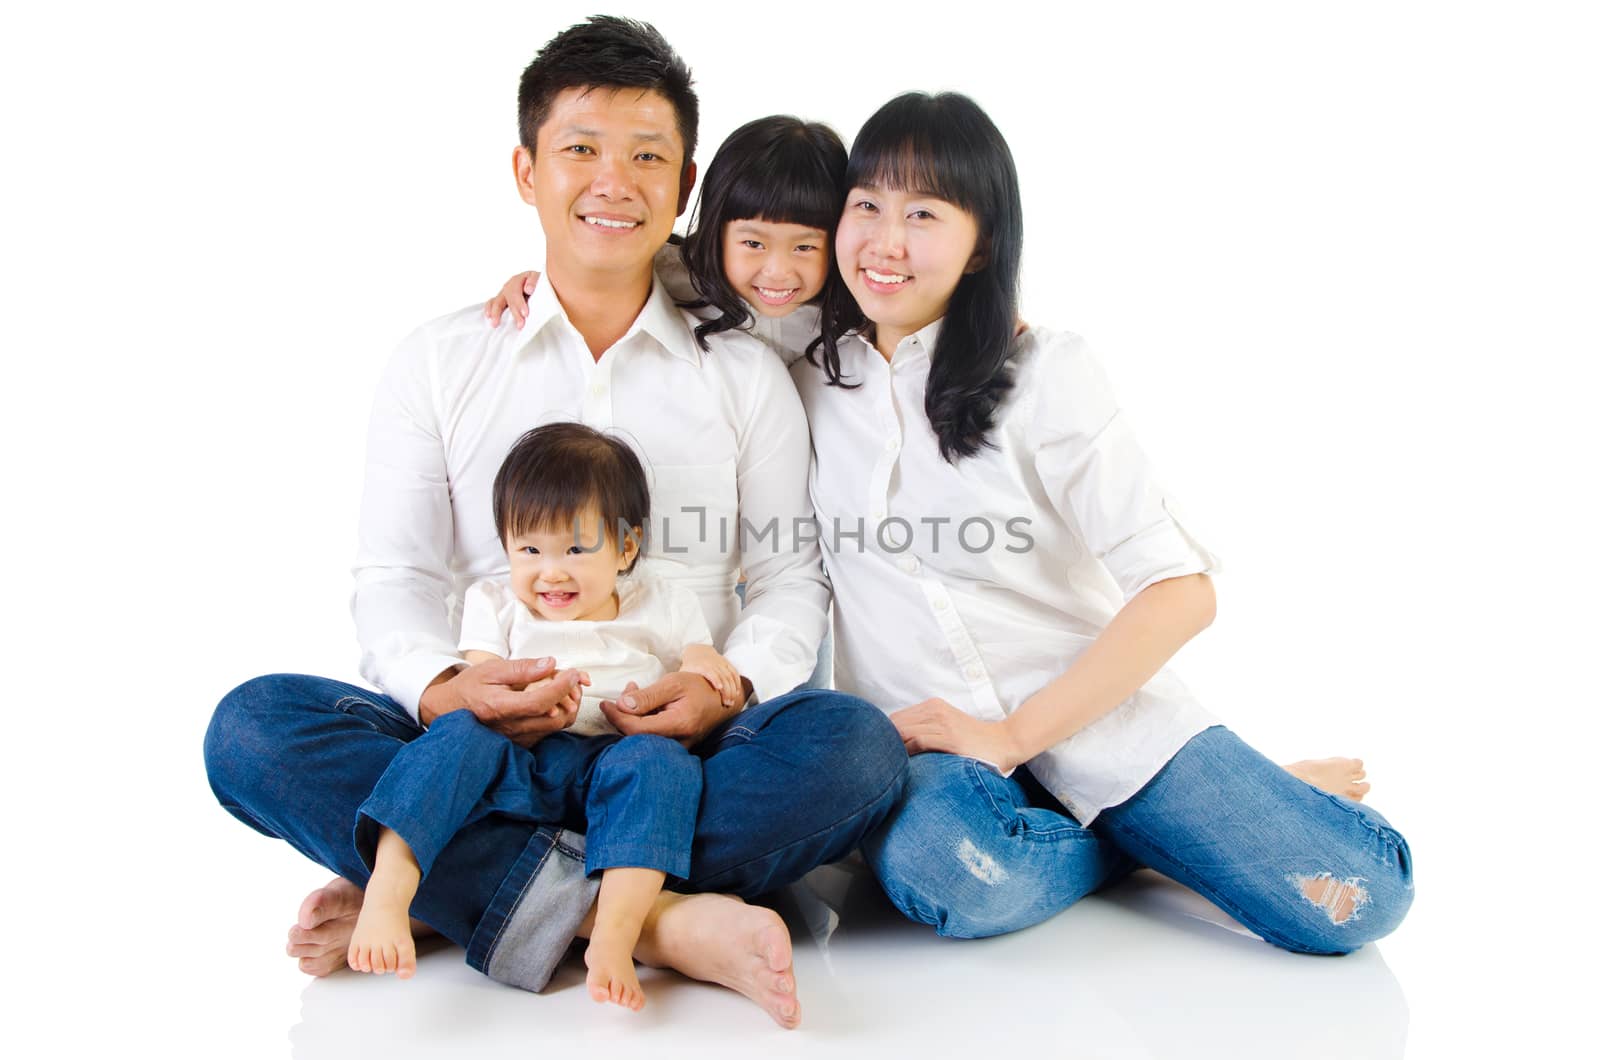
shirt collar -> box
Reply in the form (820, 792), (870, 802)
(845, 317), (945, 366)
(520, 267), (702, 367)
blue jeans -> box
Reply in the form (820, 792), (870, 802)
(205, 675), (907, 990)
(862, 726), (1414, 954)
(357, 713), (702, 883)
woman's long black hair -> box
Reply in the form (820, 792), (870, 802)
(678, 116), (847, 350)
(809, 92), (1024, 463)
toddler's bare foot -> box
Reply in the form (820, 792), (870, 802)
(346, 868), (419, 979)
(585, 932), (646, 1011)
(288, 877), (363, 976)
(1285, 757), (1370, 801)
(631, 892), (800, 1029)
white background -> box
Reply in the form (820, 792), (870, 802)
(3, 1), (1595, 1056)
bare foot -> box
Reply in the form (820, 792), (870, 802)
(347, 866), (419, 978)
(1285, 757), (1369, 801)
(585, 933), (646, 1011)
(287, 877), (437, 977)
(631, 893), (800, 1029)
(288, 877), (363, 976)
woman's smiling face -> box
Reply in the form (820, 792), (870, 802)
(835, 182), (982, 355)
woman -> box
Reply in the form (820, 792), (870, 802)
(792, 91), (1413, 952)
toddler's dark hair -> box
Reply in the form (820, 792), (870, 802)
(492, 423), (650, 572)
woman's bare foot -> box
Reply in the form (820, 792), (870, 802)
(631, 893), (800, 1029)
(1285, 757), (1369, 801)
(347, 862), (420, 978)
(585, 932), (646, 1010)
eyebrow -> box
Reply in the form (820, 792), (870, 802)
(554, 124), (673, 146)
(730, 221), (827, 237)
(855, 180), (944, 199)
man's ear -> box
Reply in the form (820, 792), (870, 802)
(676, 160), (698, 217)
(513, 145), (537, 207)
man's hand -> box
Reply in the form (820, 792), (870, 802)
(419, 657), (589, 747)
(598, 671), (735, 747)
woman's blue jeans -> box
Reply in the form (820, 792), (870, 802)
(862, 726), (1414, 954)
(204, 674), (907, 990)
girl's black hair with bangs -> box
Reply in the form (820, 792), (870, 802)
(810, 92), (1023, 463)
(678, 116), (848, 349)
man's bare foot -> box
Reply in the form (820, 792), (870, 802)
(1285, 757), (1370, 801)
(585, 932), (646, 1011)
(288, 877), (364, 976)
(631, 893), (800, 1029)
(347, 864), (419, 978)
(287, 878), (438, 976)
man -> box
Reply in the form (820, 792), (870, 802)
(204, 16), (906, 1029)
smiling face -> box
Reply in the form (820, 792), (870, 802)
(719, 219), (830, 317)
(514, 86), (696, 287)
(505, 506), (640, 623)
(835, 183), (983, 357)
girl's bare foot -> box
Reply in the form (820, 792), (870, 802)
(347, 865), (419, 978)
(1284, 757), (1370, 801)
(585, 932), (646, 1010)
(631, 892), (801, 1029)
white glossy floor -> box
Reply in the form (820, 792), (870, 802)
(281, 862), (1408, 1059)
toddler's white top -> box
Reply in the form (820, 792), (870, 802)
(457, 575), (714, 737)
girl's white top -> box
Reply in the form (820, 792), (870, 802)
(655, 244), (819, 365)
(457, 575), (714, 737)
(791, 320), (1221, 823)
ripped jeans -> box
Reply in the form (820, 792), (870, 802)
(862, 726), (1414, 954)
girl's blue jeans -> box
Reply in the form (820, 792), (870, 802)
(862, 726), (1414, 954)
(357, 712), (702, 884)
(204, 674), (907, 991)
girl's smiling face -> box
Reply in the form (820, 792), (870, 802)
(720, 219), (830, 317)
(505, 505), (639, 623)
(835, 183), (982, 356)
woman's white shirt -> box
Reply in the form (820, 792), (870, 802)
(791, 321), (1221, 823)
(457, 575), (713, 737)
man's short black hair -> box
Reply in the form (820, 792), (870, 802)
(517, 15), (698, 167)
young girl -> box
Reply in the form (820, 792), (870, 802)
(488, 113), (845, 366)
(347, 422), (743, 1010)
(794, 91), (1413, 951)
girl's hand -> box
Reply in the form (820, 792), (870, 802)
(678, 645), (745, 709)
(528, 668), (589, 722)
(484, 271), (540, 328)
(891, 698), (1025, 773)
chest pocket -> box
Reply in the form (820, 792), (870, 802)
(645, 459), (741, 571)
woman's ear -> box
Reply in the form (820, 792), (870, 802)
(963, 234), (991, 274)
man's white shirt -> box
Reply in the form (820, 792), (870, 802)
(792, 322), (1221, 823)
(353, 271), (829, 721)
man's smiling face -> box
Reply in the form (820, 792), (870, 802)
(516, 85), (694, 283)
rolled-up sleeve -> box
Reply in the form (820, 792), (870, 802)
(351, 328), (465, 721)
(1031, 334), (1220, 600)
(719, 349), (830, 701)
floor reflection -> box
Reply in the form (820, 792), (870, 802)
(291, 862), (1407, 1059)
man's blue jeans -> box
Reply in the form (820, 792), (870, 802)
(357, 713), (702, 883)
(862, 726), (1414, 954)
(205, 675), (908, 990)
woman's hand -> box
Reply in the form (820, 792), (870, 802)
(891, 697), (1025, 773)
(484, 270), (540, 327)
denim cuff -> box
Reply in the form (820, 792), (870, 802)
(466, 827), (597, 992)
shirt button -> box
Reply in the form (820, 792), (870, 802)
(933, 597), (949, 612)
(964, 663), (983, 680)
(871, 508), (885, 521)
(898, 555), (920, 574)
(589, 381), (607, 398)
(884, 437), (900, 453)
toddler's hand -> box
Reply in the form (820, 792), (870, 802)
(679, 645), (744, 709)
